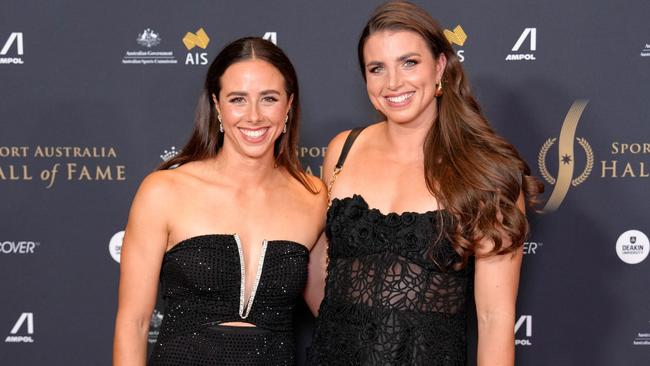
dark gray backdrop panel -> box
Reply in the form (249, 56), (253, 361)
(1, 0), (648, 365)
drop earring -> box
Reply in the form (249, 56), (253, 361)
(217, 114), (224, 133)
(282, 115), (288, 134)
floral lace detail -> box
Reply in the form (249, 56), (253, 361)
(308, 195), (473, 365)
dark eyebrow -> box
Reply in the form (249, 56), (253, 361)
(226, 90), (281, 98)
(226, 91), (247, 98)
(260, 90), (281, 96)
(365, 61), (383, 69)
(398, 52), (421, 61)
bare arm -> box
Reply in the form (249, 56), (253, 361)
(303, 131), (349, 316)
(113, 172), (172, 366)
(475, 192), (526, 366)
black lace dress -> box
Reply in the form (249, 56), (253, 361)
(148, 234), (308, 366)
(307, 128), (474, 366)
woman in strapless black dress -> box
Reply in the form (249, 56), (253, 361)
(305, 2), (542, 365)
(113, 37), (327, 366)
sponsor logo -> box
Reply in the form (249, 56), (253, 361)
(262, 32), (277, 45)
(148, 309), (164, 344)
(506, 28), (536, 61)
(634, 321), (650, 346)
(137, 28), (161, 48)
(122, 28), (178, 65)
(183, 28), (210, 66)
(443, 25), (466, 62)
(109, 231), (125, 263)
(616, 230), (649, 264)
(5, 312), (34, 343)
(641, 43), (650, 57)
(515, 315), (532, 346)
(538, 100), (592, 213)
(0, 240), (40, 254)
(0, 145), (127, 189)
(0, 32), (24, 64)
(160, 146), (178, 162)
(523, 241), (542, 255)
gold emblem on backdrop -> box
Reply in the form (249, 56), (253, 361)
(183, 28), (210, 50)
(537, 100), (592, 213)
(444, 25), (467, 46)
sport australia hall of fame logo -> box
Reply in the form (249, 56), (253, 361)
(537, 100), (593, 213)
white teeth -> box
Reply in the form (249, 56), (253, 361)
(386, 93), (414, 103)
(241, 128), (268, 138)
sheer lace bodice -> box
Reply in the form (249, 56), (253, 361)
(307, 195), (473, 365)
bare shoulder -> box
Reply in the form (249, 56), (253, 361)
(132, 168), (192, 213)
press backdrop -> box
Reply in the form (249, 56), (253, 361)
(1, 0), (649, 365)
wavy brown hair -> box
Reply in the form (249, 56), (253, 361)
(359, 1), (543, 264)
(159, 37), (317, 193)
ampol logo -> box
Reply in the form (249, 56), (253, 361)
(0, 32), (24, 64)
(5, 312), (34, 343)
(506, 28), (536, 61)
(515, 315), (532, 346)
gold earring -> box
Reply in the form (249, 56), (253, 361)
(434, 80), (443, 97)
(283, 115), (288, 134)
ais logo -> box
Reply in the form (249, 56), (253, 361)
(443, 25), (466, 62)
(183, 27), (210, 66)
(515, 315), (532, 346)
(5, 312), (34, 343)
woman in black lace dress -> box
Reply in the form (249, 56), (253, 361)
(113, 37), (327, 365)
(305, 2), (541, 365)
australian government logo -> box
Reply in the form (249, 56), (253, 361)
(641, 43), (650, 57)
(444, 25), (466, 62)
(122, 28), (178, 65)
(148, 309), (164, 344)
(633, 321), (650, 346)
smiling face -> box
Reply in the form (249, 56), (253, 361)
(363, 30), (446, 127)
(214, 59), (293, 161)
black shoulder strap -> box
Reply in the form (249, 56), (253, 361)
(328, 127), (365, 202)
(335, 127), (365, 170)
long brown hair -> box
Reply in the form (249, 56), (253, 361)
(358, 1), (543, 263)
(160, 37), (317, 193)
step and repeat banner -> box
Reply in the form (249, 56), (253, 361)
(1, 0), (648, 365)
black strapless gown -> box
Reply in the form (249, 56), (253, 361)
(307, 195), (474, 366)
(148, 234), (308, 366)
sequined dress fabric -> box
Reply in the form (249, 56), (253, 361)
(307, 195), (473, 366)
(148, 234), (308, 366)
